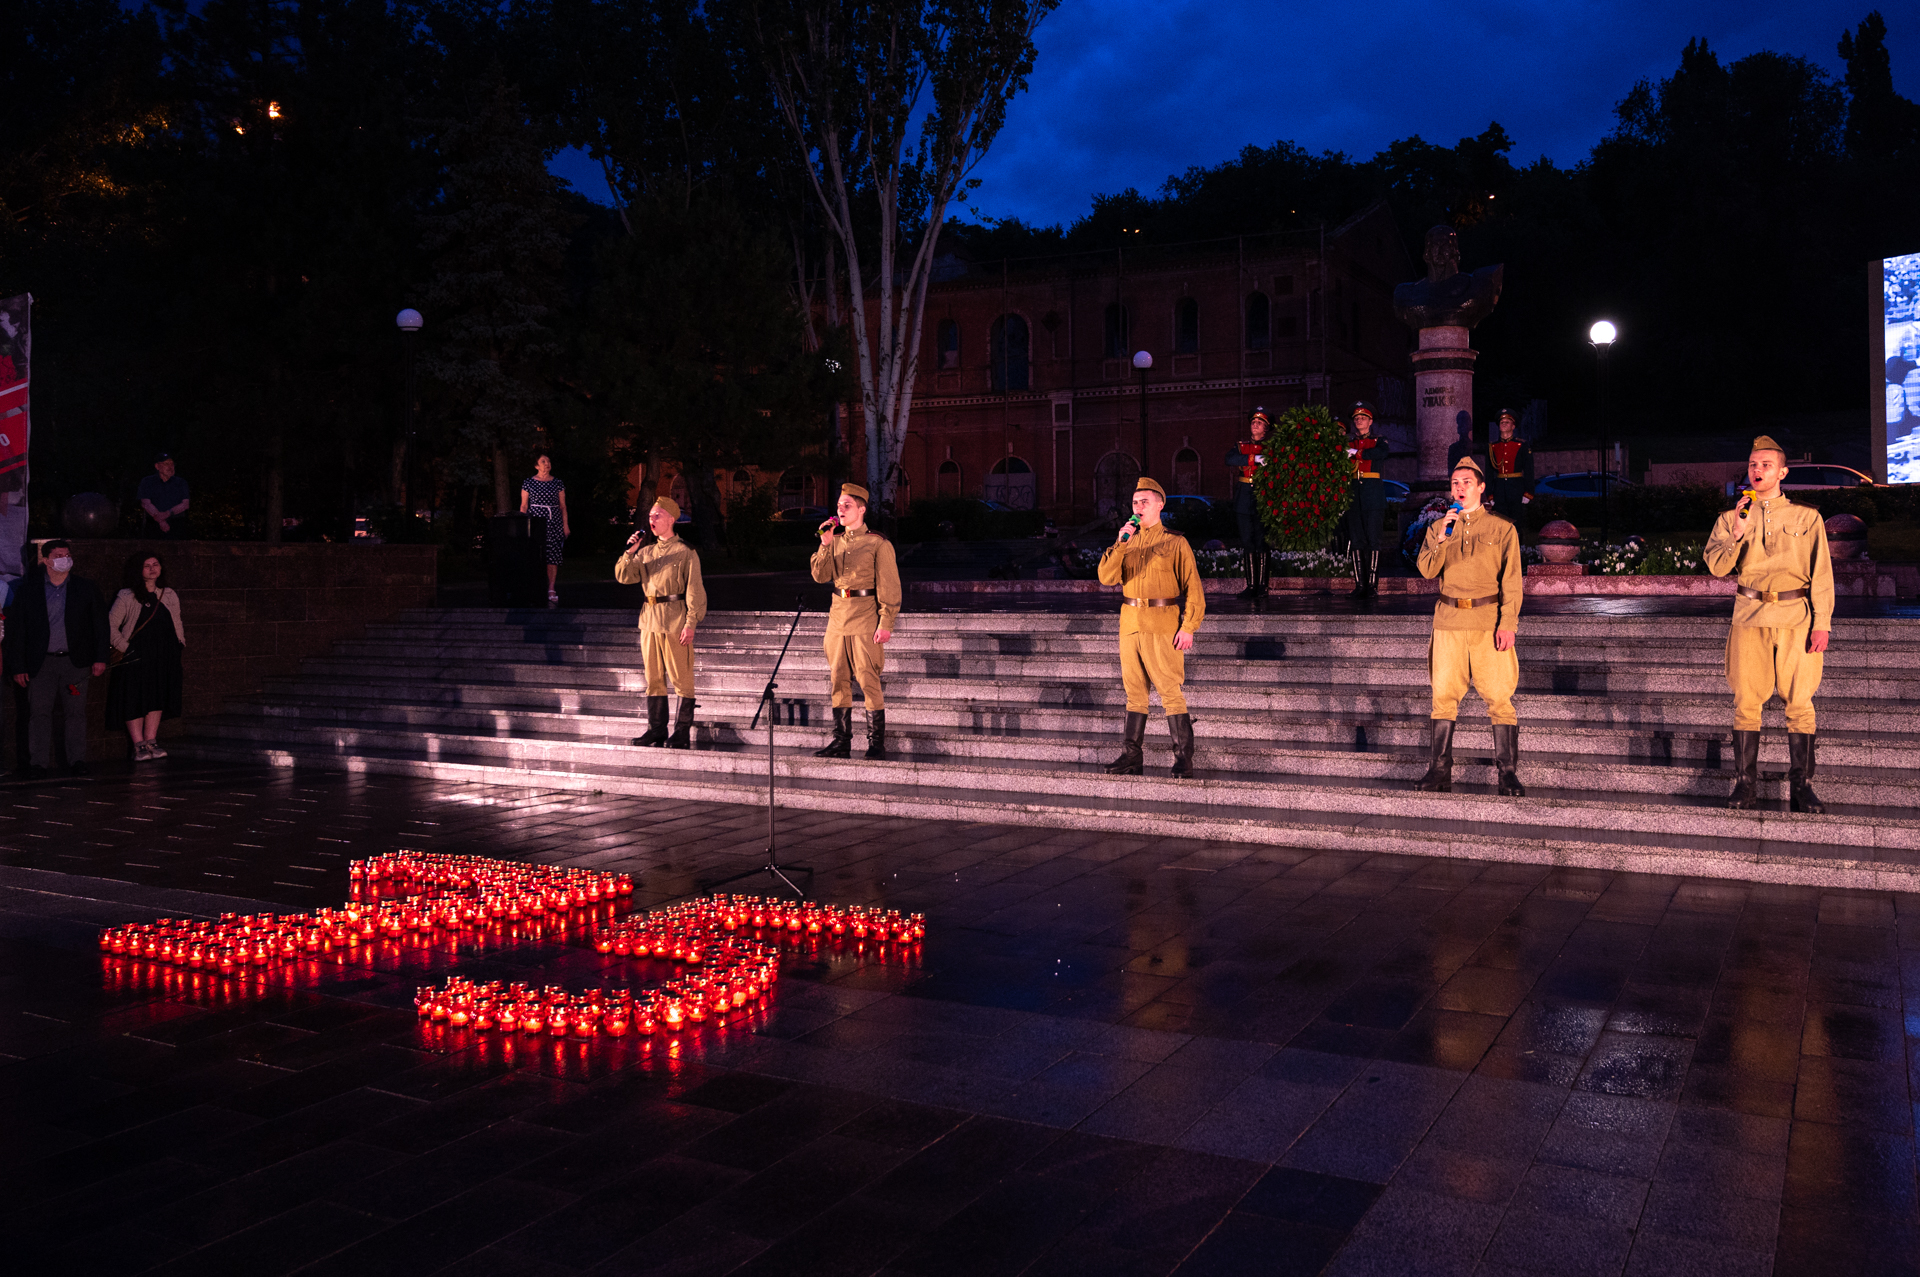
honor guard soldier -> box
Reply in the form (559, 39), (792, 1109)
(1344, 402), (1387, 596)
(1098, 477), (1206, 778)
(1487, 409), (1534, 516)
(1415, 456), (1525, 795)
(616, 497), (708, 749)
(1704, 435), (1834, 812)
(1224, 407), (1273, 597)
(812, 483), (902, 760)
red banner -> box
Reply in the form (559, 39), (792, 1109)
(0, 293), (28, 489)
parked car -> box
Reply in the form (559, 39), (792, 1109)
(1535, 471), (1639, 498)
(1722, 464), (1875, 498)
(1159, 494), (1220, 536)
(771, 505), (831, 524)
(1382, 479), (1410, 505)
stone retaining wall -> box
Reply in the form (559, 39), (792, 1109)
(14, 541), (436, 764)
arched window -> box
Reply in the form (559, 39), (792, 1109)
(1245, 291), (1270, 351)
(985, 456), (1036, 510)
(1174, 298), (1199, 354)
(937, 318), (960, 370)
(1093, 451), (1140, 519)
(1172, 448), (1200, 494)
(778, 469), (808, 510)
(936, 459), (962, 498)
(1103, 304), (1130, 359)
(989, 314), (1030, 392)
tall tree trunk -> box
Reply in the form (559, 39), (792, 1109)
(265, 423), (284, 543)
(493, 447), (512, 517)
(640, 444), (661, 514)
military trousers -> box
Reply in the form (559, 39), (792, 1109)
(1726, 623), (1821, 733)
(1489, 478), (1528, 519)
(1233, 484), (1267, 556)
(825, 630), (885, 710)
(1346, 477), (1387, 553)
(1119, 629), (1188, 716)
(640, 630), (695, 697)
(1428, 629), (1518, 726)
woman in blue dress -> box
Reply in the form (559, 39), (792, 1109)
(519, 452), (571, 602)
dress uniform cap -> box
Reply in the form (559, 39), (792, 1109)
(1249, 406), (1270, 423)
(840, 482), (870, 502)
(1451, 454), (1486, 479)
(1497, 407), (1519, 423)
(1349, 401), (1377, 420)
(1134, 477), (1167, 499)
(1750, 435), (1787, 459)
(652, 497), (681, 519)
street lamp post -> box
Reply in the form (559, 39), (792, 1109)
(1588, 320), (1617, 548)
(396, 309), (423, 520)
(1132, 350), (1153, 480)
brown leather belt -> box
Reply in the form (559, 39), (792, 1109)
(644, 594), (685, 605)
(833, 588), (876, 599)
(1123, 597), (1181, 608)
(1237, 476), (1254, 484)
(1355, 471), (1380, 480)
(1443, 593), (1501, 609)
(1735, 586), (1808, 603)
(1495, 472), (1522, 479)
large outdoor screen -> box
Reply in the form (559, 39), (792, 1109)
(1887, 251), (1920, 482)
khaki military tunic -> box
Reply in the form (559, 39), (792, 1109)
(811, 529), (902, 710)
(1703, 496), (1834, 733)
(614, 537), (707, 696)
(1416, 507), (1524, 725)
(1097, 524), (1206, 716)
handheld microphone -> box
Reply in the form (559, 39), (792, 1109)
(1737, 488), (1756, 519)
(1443, 502), (1463, 537)
(1118, 514), (1142, 543)
(818, 514), (843, 536)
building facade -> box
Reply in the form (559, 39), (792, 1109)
(886, 202), (1418, 520)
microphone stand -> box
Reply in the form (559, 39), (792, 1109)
(702, 596), (813, 899)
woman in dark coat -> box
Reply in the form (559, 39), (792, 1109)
(106, 551), (186, 760)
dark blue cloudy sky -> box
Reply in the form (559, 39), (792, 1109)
(550, 1), (1917, 227)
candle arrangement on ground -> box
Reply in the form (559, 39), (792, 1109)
(98, 855), (930, 1047)
(96, 852), (634, 973)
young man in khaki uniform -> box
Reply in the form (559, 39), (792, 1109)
(1097, 477), (1206, 778)
(1415, 455), (1526, 795)
(811, 483), (901, 760)
(616, 498), (708, 748)
(1704, 435), (1835, 812)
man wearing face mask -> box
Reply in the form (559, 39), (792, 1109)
(3, 540), (110, 776)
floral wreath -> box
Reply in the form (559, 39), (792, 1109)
(1251, 403), (1354, 550)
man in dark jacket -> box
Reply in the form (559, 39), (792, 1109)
(4, 540), (109, 775)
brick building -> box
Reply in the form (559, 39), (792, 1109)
(885, 202), (1418, 520)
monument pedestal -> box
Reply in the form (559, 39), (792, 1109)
(1410, 326), (1477, 481)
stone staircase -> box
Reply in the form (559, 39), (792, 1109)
(172, 607), (1920, 890)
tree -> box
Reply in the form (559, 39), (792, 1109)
(581, 192), (848, 551)
(417, 73), (576, 516)
(746, 0), (1058, 509)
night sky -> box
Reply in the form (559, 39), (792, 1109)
(548, 2), (1918, 228)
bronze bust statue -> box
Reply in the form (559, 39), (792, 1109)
(1393, 226), (1503, 330)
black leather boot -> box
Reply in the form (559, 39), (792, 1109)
(1366, 551), (1381, 597)
(1726, 729), (1760, 809)
(1493, 723), (1525, 797)
(1236, 549), (1259, 599)
(1168, 713), (1195, 778)
(667, 697), (696, 749)
(1104, 712), (1147, 775)
(1253, 548), (1270, 597)
(1788, 732), (1824, 814)
(1349, 547), (1366, 596)
(631, 696), (669, 747)
(814, 707), (853, 759)
(865, 709), (888, 761)
(1415, 719), (1455, 792)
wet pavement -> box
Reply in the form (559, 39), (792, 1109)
(4, 763), (1916, 1275)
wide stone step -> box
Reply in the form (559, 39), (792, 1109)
(269, 654), (1920, 706)
(185, 708), (1920, 807)
(164, 732), (1920, 893)
(216, 693), (1920, 773)
(246, 671), (1920, 734)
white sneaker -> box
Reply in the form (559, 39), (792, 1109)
(547, 589), (560, 602)
(146, 741), (168, 759)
